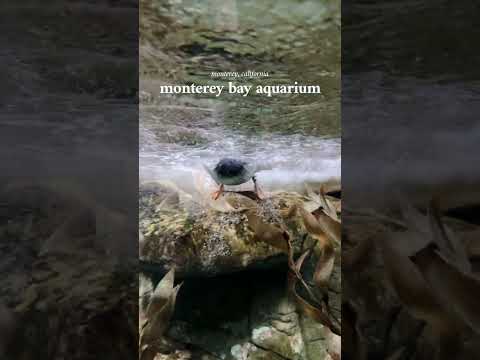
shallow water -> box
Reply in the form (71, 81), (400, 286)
(140, 0), (341, 191)
(140, 119), (340, 191)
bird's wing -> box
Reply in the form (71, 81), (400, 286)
(203, 164), (220, 185)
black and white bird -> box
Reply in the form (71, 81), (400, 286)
(204, 158), (261, 200)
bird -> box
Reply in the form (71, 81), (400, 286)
(204, 158), (261, 200)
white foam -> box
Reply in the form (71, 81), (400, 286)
(140, 125), (340, 194)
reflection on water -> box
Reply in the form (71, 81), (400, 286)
(140, 0), (341, 188)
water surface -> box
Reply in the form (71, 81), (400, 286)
(140, 0), (341, 191)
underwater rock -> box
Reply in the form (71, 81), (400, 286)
(157, 269), (339, 360)
(249, 287), (306, 360)
(139, 182), (328, 277)
(0, 182), (138, 360)
(139, 181), (341, 359)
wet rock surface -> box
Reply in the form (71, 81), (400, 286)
(139, 181), (341, 360)
(139, 182), (327, 277)
(140, 268), (340, 360)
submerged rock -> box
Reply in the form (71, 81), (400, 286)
(139, 181), (341, 360)
(154, 268), (339, 360)
(139, 182), (320, 277)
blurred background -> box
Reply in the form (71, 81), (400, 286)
(343, 1), (480, 359)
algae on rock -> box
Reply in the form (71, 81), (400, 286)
(139, 182), (316, 277)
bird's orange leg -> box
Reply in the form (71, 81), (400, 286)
(212, 184), (224, 200)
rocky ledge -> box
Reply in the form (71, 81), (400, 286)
(139, 181), (341, 360)
(139, 181), (339, 277)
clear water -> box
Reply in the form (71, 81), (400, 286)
(140, 0), (341, 192)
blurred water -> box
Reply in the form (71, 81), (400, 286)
(342, 0), (480, 207)
(1, 2), (138, 212)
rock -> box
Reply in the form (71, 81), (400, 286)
(231, 343), (284, 360)
(0, 183), (138, 360)
(158, 268), (338, 360)
(301, 316), (329, 360)
(139, 182), (317, 277)
(250, 287), (306, 360)
(139, 182), (341, 359)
